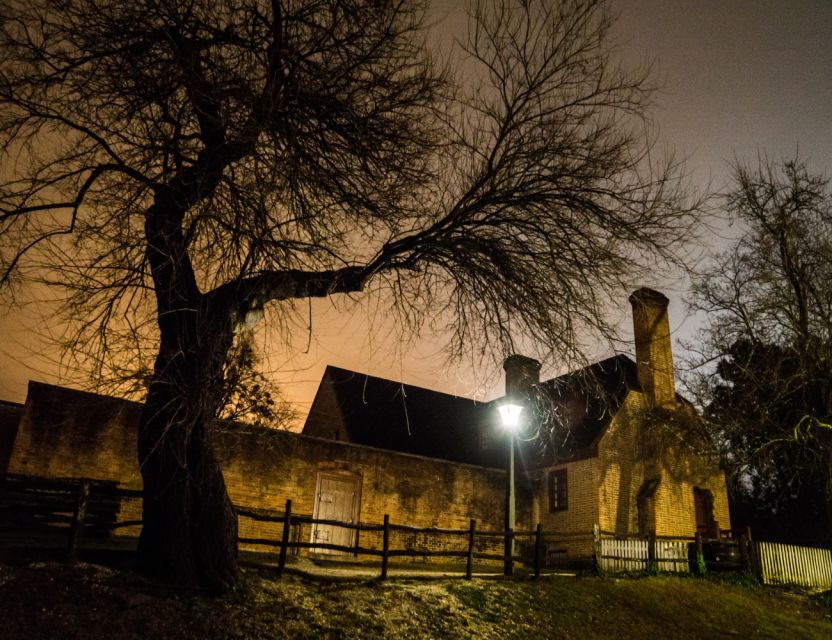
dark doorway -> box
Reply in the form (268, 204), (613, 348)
(637, 477), (660, 535)
(694, 487), (717, 537)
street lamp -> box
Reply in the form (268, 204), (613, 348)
(498, 402), (523, 575)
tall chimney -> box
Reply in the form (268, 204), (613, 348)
(629, 288), (676, 408)
(503, 354), (541, 400)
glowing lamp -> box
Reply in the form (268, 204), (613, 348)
(497, 403), (524, 430)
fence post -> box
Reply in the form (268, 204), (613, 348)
(593, 524), (602, 573)
(694, 531), (706, 576)
(749, 540), (762, 582)
(534, 523), (543, 579)
(503, 526), (514, 576)
(277, 499), (292, 577)
(381, 514), (390, 580)
(647, 531), (657, 573)
(738, 533), (750, 572)
(67, 479), (90, 564)
(465, 519), (476, 580)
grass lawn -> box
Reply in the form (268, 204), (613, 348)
(1, 560), (831, 639)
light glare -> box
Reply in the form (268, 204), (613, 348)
(498, 403), (523, 430)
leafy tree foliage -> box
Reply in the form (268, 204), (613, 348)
(687, 158), (832, 545)
(1, 0), (694, 589)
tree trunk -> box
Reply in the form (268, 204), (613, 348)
(136, 311), (240, 591)
(136, 178), (243, 590)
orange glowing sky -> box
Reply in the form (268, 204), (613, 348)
(2, 1), (832, 427)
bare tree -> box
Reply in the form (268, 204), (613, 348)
(685, 157), (832, 544)
(0, 0), (695, 589)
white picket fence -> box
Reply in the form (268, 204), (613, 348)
(593, 527), (832, 589)
(598, 537), (689, 573)
(755, 541), (832, 591)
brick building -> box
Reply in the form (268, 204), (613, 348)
(1, 288), (730, 565)
(302, 288), (731, 559)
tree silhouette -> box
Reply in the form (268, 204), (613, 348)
(1, 0), (695, 589)
(686, 157), (832, 545)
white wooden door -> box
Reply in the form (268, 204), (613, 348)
(311, 473), (360, 555)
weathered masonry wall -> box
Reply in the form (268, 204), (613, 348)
(597, 391), (731, 538)
(597, 393), (651, 536)
(218, 427), (527, 558)
(8, 382), (143, 486)
(535, 457), (599, 563)
(0, 400), (23, 474)
(7, 382), (527, 556)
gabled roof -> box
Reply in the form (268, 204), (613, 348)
(303, 365), (503, 468)
(303, 355), (641, 469)
(534, 354), (638, 463)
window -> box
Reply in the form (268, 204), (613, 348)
(548, 469), (568, 512)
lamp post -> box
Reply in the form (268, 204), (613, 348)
(497, 402), (523, 576)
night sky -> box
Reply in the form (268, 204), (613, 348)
(2, 0), (831, 426)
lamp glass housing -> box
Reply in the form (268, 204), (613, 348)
(497, 403), (523, 430)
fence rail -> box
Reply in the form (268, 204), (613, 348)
(270, 499), (546, 579)
(0, 476), (552, 578)
(4, 474), (832, 589)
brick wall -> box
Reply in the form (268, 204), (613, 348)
(302, 368), (348, 442)
(7, 382), (143, 486)
(7, 381), (525, 560)
(597, 390), (731, 538)
(597, 393), (652, 535)
(535, 457), (599, 561)
(6, 379), (731, 564)
(0, 400), (22, 474)
(630, 288), (676, 408)
(530, 386), (734, 567)
(217, 427), (522, 558)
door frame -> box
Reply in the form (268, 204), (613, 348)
(310, 471), (362, 555)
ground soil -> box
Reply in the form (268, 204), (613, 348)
(1, 559), (831, 639)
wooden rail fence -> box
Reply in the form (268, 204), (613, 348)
(0, 474), (142, 561)
(4, 474), (832, 589)
(249, 499), (570, 579)
(0, 476), (572, 578)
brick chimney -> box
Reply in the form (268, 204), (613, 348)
(503, 354), (541, 399)
(629, 288), (676, 407)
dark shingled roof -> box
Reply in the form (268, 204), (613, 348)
(303, 355), (640, 469)
(303, 366), (503, 468)
(534, 354), (639, 464)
